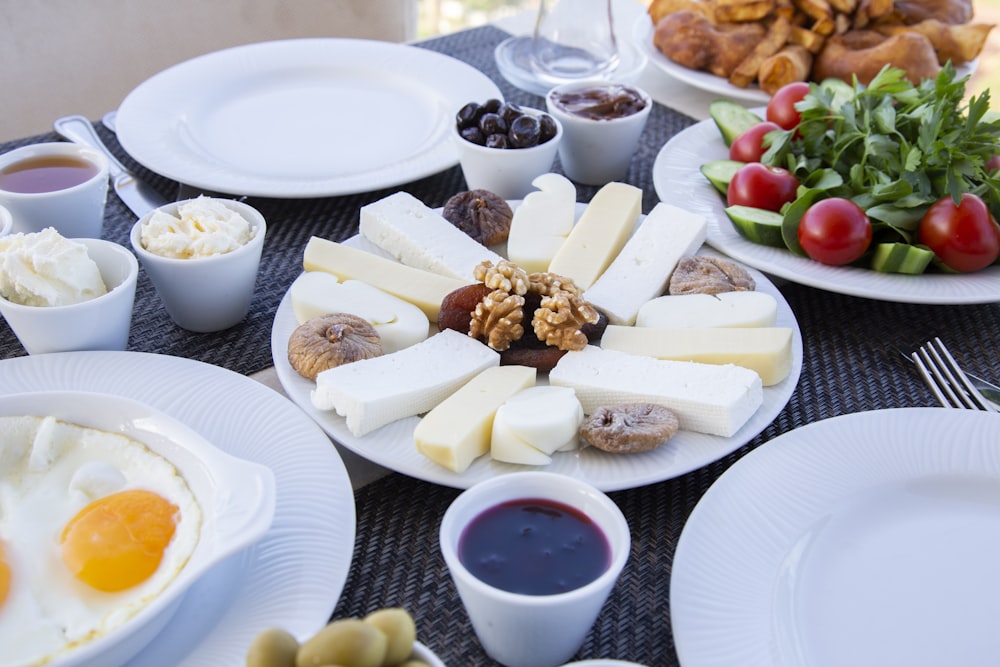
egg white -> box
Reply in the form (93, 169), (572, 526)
(0, 416), (201, 667)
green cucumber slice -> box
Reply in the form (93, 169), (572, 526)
(700, 159), (745, 195)
(871, 242), (934, 274)
(725, 205), (786, 247)
(709, 100), (763, 147)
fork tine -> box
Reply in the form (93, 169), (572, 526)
(914, 338), (998, 412)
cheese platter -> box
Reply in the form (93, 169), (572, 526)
(269, 183), (803, 491)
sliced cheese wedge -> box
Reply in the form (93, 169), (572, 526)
(546, 181), (642, 289)
(635, 291), (778, 329)
(414, 365), (537, 473)
(600, 325), (794, 386)
(290, 272), (430, 353)
(311, 329), (500, 437)
(493, 385), (583, 456)
(303, 236), (470, 322)
(583, 203), (707, 325)
(549, 346), (762, 437)
(359, 191), (503, 280)
(506, 173), (577, 273)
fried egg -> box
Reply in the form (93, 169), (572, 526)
(0, 415), (201, 667)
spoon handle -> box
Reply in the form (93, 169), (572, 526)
(52, 115), (128, 177)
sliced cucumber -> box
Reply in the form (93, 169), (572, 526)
(700, 159), (745, 195)
(870, 242), (934, 274)
(709, 100), (763, 147)
(725, 205), (786, 247)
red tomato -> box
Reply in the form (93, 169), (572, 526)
(987, 155), (1000, 173)
(767, 81), (810, 131)
(727, 163), (799, 212)
(729, 121), (783, 163)
(798, 197), (872, 265)
(919, 193), (1000, 272)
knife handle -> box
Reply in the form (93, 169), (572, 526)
(53, 115), (129, 177)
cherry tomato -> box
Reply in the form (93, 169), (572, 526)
(729, 121), (783, 163)
(766, 81), (810, 131)
(919, 193), (1000, 272)
(798, 197), (872, 265)
(727, 163), (799, 212)
(986, 154), (1000, 173)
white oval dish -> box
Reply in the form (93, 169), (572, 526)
(0, 390), (276, 667)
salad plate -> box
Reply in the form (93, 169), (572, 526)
(0, 351), (356, 667)
(671, 408), (1000, 667)
(270, 203), (803, 492)
(115, 39), (501, 198)
(652, 116), (1000, 304)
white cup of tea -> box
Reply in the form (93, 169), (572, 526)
(440, 471), (630, 667)
(0, 142), (110, 238)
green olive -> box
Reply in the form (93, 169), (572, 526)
(296, 619), (388, 667)
(246, 627), (299, 667)
(363, 608), (416, 666)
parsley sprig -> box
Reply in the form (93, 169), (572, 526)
(764, 65), (1000, 245)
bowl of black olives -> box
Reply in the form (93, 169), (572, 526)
(453, 98), (562, 200)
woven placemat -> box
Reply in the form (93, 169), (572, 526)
(0, 25), (695, 371)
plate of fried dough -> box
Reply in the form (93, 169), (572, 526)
(635, 0), (990, 99)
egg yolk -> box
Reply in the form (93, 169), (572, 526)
(0, 542), (9, 608)
(60, 489), (179, 593)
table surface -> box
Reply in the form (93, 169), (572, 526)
(2, 10), (1000, 667)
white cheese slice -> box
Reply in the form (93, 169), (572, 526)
(506, 173), (577, 273)
(583, 203), (707, 325)
(635, 291), (778, 329)
(311, 329), (500, 437)
(600, 325), (794, 386)
(549, 346), (762, 437)
(546, 181), (642, 289)
(290, 272), (430, 353)
(490, 421), (554, 466)
(303, 236), (470, 322)
(493, 385), (583, 456)
(414, 365), (537, 473)
(359, 191), (503, 281)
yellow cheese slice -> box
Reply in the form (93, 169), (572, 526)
(303, 236), (471, 322)
(546, 181), (642, 289)
(414, 365), (537, 473)
(600, 325), (794, 386)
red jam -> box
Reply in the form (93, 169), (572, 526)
(458, 497), (611, 595)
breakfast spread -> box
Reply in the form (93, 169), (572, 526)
(548, 84), (649, 120)
(290, 180), (793, 472)
(247, 607), (431, 667)
(0, 415), (200, 667)
(139, 195), (256, 259)
(0, 227), (107, 306)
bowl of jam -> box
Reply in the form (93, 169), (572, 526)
(440, 471), (630, 667)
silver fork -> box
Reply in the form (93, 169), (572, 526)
(912, 338), (998, 412)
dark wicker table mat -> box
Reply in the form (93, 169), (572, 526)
(3, 23), (1000, 667)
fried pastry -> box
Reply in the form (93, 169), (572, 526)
(653, 9), (766, 78)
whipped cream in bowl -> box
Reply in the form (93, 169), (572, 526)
(139, 196), (257, 259)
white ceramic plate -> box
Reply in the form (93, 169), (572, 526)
(652, 115), (1000, 303)
(115, 39), (502, 198)
(0, 351), (356, 667)
(671, 408), (1000, 667)
(270, 204), (803, 491)
(632, 13), (770, 104)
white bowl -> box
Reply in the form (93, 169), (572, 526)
(413, 641), (447, 667)
(0, 390), (277, 667)
(0, 204), (11, 237)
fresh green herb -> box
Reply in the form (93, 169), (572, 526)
(764, 65), (1000, 246)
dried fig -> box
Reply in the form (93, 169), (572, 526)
(438, 283), (492, 334)
(579, 403), (680, 454)
(288, 313), (382, 381)
(668, 255), (756, 295)
(442, 189), (514, 246)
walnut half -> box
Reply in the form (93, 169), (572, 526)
(469, 290), (525, 351)
(529, 271), (599, 351)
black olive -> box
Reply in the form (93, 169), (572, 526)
(485, 133), (510, 149)
(456, 102), (482, 130)
(509, 115), (541, 148)
(498, 102), (523, 125)
(478, 112), (507, 136)
(538, 113), (558, 142)
(460, 126), (486, 145)
(482, 98), (503, 114)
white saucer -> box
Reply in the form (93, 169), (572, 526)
(495, 35), (647, 96)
